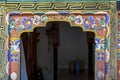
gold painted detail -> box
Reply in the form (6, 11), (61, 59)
(0, 6), (5, 35)
(7, 11), (110, 80)
(0, 1), (117, 80)
(0, 5), (7, 79)
(5, 2), (110, 10)
(109, 2), (117, 80)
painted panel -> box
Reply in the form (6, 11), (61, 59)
(0, 1), (117, 80)
(5, 11), (110, 80)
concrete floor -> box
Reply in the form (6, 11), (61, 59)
(58, 69), (94, 80)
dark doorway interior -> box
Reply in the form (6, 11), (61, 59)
(20, 21), (95, 80)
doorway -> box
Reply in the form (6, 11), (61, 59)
(20, 21), (95, 80)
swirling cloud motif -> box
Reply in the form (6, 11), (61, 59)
(21, 17), (33, 30)
(84, 16), (95, 29)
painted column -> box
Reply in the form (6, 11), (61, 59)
(6, 12), (48, 80)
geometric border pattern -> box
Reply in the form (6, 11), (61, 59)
(5, 2), (110, 10)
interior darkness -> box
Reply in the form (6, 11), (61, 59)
(20, 21), (95, 80)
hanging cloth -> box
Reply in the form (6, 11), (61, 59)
(20, 40), (28, 80)
(46, 22), (60, 48)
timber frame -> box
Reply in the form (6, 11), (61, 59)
(0, 1), (118, 80)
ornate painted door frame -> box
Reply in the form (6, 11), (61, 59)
(0, 1), (118, 80)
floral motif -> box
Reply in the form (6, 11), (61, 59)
(99, 18), (106, 28)
(11, 72), (17, 80)
(8, 18), (23, 32)
(95, 44), (105, 50)
(9, 19), (17, 30)
(7, 52), (18, 62)
(75, 15), (83, 24)
(97, 52), (105, 60)
(17, 25), (24, 31)
(118, 32), (120, 36)
(69, 15), (76, 21)
(41, 15), (48, 22)
(6, 49), (17, 62)
(21, 17), (33, 30)
(10, 40), (20, 54)
(95, 38), (106, 44)
(95, 38), (101, 44)
(95, 38), (106, 50)
(97, 70), (104, 80)
(118, 53), (120, 60)
(95, 12), (109, 25)
(118, 44), (120, 48)
(33, 15), (41, 25)
(118, 38), (120, 42)
(84, 16), (95, 29)
(5, 12), (111, 80)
